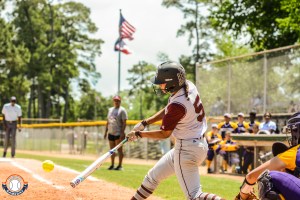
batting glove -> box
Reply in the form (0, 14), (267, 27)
(133, 120), (148, 131)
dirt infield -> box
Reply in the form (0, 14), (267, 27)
(0, 158), (163, 200)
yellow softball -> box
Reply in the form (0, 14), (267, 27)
(42, 160), (55, 172)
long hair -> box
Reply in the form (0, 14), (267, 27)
(183, 83), (189, 101)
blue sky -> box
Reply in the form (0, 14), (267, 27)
(75, 0), (192, 97)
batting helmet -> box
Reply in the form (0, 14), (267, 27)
(287, 112), (300, 146)
(151, 61), (186, 94)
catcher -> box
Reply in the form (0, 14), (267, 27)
(236, 111), (300, 200)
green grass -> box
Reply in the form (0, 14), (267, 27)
(16, 153), (241, 199)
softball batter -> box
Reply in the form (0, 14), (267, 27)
(127, 61), (224, 200)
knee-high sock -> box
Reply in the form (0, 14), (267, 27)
(195, 192), (225, 200)
(131, 184), (154, 200)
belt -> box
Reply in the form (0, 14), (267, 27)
(178, 136), (204, 141)
(193, 136), (203, 140)
(5, 120), (17, 123)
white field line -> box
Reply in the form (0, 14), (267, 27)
(11, 161), (66, 190)
(0, 158), (12, 162)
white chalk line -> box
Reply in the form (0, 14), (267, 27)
(10, 160), (99, 191)
(11, 161), (66, 190)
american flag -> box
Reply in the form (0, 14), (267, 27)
(119, 14), (136, 40)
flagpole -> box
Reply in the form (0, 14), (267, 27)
(118, 9), (122, 95)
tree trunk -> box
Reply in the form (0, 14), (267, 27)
(63, 85), (69, 122)
(46, 96), (51, 118)
(37, 84), (46, 118)
(27, 81), (34, 118)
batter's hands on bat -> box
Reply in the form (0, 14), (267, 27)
(127, 131), (138, 142)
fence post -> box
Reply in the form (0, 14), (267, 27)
(227, 62), (232, 113)
(263, 53), (268, 113)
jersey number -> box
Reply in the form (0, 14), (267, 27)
(193, 95), (205, 122)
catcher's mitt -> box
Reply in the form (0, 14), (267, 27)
(235, 192), (258, 200)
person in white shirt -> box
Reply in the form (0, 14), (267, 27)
(2, 96), (22, 158)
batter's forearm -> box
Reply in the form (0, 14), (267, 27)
(140, 130), (171, 139)
(145, 108), (165, 124)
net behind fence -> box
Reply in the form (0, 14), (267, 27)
(196, 44), (300, 116)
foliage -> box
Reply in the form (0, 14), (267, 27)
(76, 90), (111, 121)
(277, 0), (300, 38)
(211, 0), (300, 51)
(0, 18), (31, 107)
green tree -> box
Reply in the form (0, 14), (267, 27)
(76, 90), (110, 121)
(211, 0), (300, 51)
(277, 0), (300, 39)
(0, 17), (30, 108)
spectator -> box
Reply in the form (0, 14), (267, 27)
(2, 96), (22, 158)
(252, 123), (259, 134)
(242, 122), (257, 174)
(235, 112), (249, 170)
(80, 130), (88, 154)
(206, 124), (222, 173)
(217, 113), (238, 139)
(259, 112), (277, 134)
(236, 112), (249, 134)
(104, 95), (128, 170)
(248, 110), (260, 133)
(217, 131), (239, 173)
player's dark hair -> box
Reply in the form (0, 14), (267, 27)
(184, 83), (189, 101)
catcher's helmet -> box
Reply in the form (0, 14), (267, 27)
(151, 61), (186, 94)
(287, 112), (300, 146)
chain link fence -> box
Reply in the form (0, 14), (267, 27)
(13, 123), (167, 160)
(196, 44), (300, 116)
